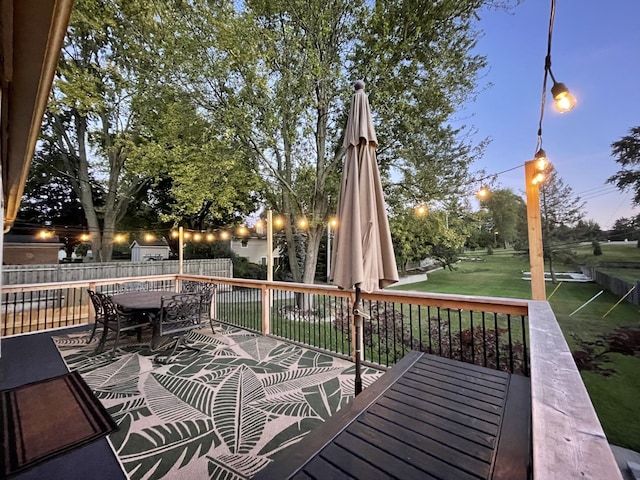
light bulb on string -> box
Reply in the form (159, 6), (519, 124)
(534, 148), (548, 171)
(551, 81), (576, 113)
(297, 217), (308, 230)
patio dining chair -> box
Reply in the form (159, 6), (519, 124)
(96, 295), (151, 358)
(87, 289), (113, 344)
(181, 281), (218, 334)
(153, 293), (204, 364)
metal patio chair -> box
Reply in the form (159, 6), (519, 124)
(181, 281), (218, 334)
(153, 293), (204, 364)
(87, 289), (110, 344)
(94, 294), (151, 358)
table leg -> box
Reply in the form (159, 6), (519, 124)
(148, 312), (160, 350)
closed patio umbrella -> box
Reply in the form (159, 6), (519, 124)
(331, 80), (399, 395)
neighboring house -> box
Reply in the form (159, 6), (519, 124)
(130, 238), (171, 262)
(230, 236), (279, 265)
(3, 234), (63, 265)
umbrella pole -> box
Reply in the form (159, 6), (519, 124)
(354, 286), (363, 396)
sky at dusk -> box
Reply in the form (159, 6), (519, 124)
(470, 0), (640, 230)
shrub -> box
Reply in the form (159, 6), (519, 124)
(592, 241), (603, 256)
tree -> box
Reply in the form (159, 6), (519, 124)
(19, 149), (87, 230)
(607, 126), (640, 204)
(479, 189), (526, 248)
(389, 207), (467, 273)
(608, 216), (639, 241)
(540, 166), (586, 282)
(127, 86), (263, 229)
(150, 0), (517, 284)
(39, 0), (261, 261)
(41, 0), (159, 261)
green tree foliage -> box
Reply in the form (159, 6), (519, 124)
(127, 87), (263, 229)
(19, 148), (87, 230)
(35, 0), (261, 261)
(40, 0), (158, 261)
(608, 216), (640, 241)
(540, 165), (586, 281)
(479, 189), (526, 248)
(147, 0), (517, 283)
(389, 207), (467, 273)
(607, 126), (640, 205)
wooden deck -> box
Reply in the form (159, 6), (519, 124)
(254, 351), (531, 480)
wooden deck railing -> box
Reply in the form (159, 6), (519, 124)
(0, 274), (622, 479)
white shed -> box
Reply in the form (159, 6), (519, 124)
(130, 238), (171, 262)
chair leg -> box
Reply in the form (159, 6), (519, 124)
(87, 320), (99, 343)
(154, 335), (200, 364)
(95, 322), (109, 354)
(110, 327), (121, 358)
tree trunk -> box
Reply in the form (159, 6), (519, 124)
(548, 254), (557, 284)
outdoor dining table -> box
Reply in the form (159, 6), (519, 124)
(253, 350), (531, 480)
(111, 290), (175, 348)
(111, 290), (172, 311)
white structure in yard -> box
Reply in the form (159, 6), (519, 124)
(130, 238), (171, 262)
(230, 236), (279, 265)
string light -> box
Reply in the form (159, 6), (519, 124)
(27, 214), (352, 247)
(415, 205), (428, 217)
(534, 148), (547, 164)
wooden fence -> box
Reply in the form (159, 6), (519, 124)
(2, 259), (232, 285)
(581, 265), (640, 306)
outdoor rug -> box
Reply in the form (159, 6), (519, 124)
(53, 326), (383, 480)
(0, 370), (118, 477)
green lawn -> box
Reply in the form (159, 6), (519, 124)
(574, 242), (640, 264)
(393, 249), (640, 452)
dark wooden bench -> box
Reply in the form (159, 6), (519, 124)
(254, 350), (531, 480)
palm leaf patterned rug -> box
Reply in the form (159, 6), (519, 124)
(53, 326), (383, 480)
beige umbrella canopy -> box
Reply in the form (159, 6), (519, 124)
(330, 80), (399, 394)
